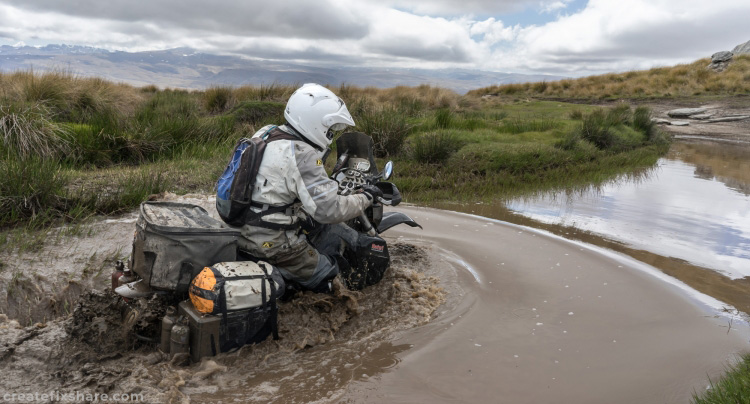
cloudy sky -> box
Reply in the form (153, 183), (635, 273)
(0, 0), (748, 76)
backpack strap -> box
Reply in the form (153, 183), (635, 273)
(243, 127), (304, 231)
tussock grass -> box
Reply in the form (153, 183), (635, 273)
(0, 103), (71, 159)
(0, 156), (66, 227)
(203, 86), (235, 113)
(354, 104), (412, 157)
(230, 101), (285, 127)
(435, 108), (453, 129)
(572, 104), (666, 151)
(470, 55), (750, 99)
(234, 83), (296, 102)
(1, 70), (143, 119)
(0, 70), (669, 232)
(411, 131), (462, 164)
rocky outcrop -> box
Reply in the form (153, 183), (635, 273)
(732, 40), (750, 55)
(708, 51), (733, 72)
(707, 40), (750, 72)
(658, 106), (749, 126)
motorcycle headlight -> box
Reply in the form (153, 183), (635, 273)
(330, 123), (348, 131)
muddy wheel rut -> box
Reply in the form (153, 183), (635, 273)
(0, 236), (447, 403)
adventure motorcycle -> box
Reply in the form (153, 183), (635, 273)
(110, 132), (421, 362)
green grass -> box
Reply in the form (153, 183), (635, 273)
(0, 71), (670, 232)
(230, 101), (285, 127)
(387, 101), (668, 203)
(693, 353), (750, 404)
(354, 104), (412, 157)
(411, 131), (463, 164)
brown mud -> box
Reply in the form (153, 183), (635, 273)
(344, 206), (750, 404)
(0, 241), (447, 403)
(0, 213), (136, 325)
(1, 194), (749, 403)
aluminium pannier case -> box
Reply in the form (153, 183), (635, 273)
(128, 201), (242, 293)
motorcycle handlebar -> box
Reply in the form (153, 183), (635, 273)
(376, 196), (392, 206)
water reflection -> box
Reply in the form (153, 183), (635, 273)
(506, 141), (750, 279)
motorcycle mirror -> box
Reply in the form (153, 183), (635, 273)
(382, 161), (394, 180)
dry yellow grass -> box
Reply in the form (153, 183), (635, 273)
(469, 55), (750, 99)
(0, 70), (463, 118)
(228, 82), (460, 110)
(0, 70), (145, 116)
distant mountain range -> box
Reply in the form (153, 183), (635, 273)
(0, 44), (565, 94)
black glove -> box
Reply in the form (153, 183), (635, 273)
(360, 184), (383, 203)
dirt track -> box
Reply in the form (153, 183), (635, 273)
(345, 206), (749, 403)
(645, 97), (750, 144)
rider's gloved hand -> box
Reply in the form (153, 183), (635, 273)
(360, 184), (383, 204)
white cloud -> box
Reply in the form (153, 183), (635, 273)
(362, 9), (485, 63)
(377, 0), (536, 16)
(539, 0), (573, 14)
(470, 18), (520, 45)
(0, 0), (748, 76)
(502, 0), (750, 74)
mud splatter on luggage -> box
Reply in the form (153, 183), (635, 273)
(0, 243), (446, 403)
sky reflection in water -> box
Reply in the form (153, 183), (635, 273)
(507, 142), (750, 279)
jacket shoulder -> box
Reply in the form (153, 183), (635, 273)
(251, 124), (278, 139)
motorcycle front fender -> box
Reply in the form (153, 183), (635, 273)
(376, 212), (422, 234)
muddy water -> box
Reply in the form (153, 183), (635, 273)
(1, 182), (748, 402)
(351, 206), (749, 403)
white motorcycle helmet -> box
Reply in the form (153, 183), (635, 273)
(284, 83), (355, 149)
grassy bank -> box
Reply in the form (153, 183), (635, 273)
(469, 55), (750, 100)
(0, 71), (668, 237)
(693, 353), (750, 404)
(390, 101), (668, 203)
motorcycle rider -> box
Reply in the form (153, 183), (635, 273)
(237, 83), (382, 293)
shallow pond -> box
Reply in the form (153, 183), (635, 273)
(434, 140), (750, 311)
(507, 141), (750, 279)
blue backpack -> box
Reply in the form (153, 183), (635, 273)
(216, 126), (297, 227)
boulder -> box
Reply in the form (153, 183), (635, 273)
(670, 121), (690, 127)
(711, 51), (734, 63)
(707, 51), (733, 72)
(732, 40), (750, 55)
(667, 107), (708, 118)
(689, 114), (714, 120)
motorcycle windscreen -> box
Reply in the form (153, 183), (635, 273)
(335, 132), (378, 175)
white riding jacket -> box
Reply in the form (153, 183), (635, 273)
(237, 125), (368, 258)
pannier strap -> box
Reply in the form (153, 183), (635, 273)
(260, 263), (280, 340)
(245, 201), (300, 231)
(218, 264), (279, 341)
